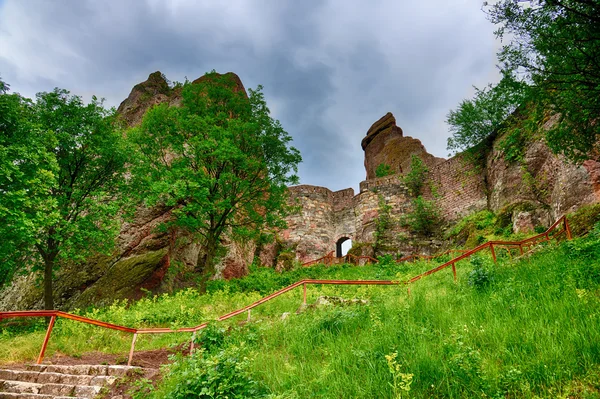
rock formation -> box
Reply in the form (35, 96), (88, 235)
(362, 112), (444, 179)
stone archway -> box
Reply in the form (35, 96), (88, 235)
(335, 236), (352, 257)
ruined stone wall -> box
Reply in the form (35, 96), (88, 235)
(425, 154), (488, 220)
(280, 176), (415, 262)
(282, 185), (336, 263)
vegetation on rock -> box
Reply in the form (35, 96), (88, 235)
(375, 162), (393, 178)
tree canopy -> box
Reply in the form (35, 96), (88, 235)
(0, 84), (129, 309)
(446, 73), (530, 153)
(129, 72), (301, 283)
(447, 0), (600, 160)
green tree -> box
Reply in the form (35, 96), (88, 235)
(450, 1), (600, 160)
(129, 72), (301, 285)
(446, 73), (530, 153)
(405, 196), (442, 236)
(490, 0), (600, 161)
(0, 85), (128, 309)
(0, 81), (57, 288)
(402, 155), (429, 197)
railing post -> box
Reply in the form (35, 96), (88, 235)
(303, 282), (307, 305)
(451, 262), (457, 282)
(407, 285), (411, 297)
(490, 243), (497, 263)
(247, 309), (251, 322)
(127, 333), (138, 366)
(190, 331), (196, 355)
(37, 315), (56, 364)
(565, 218), (572, 240)
(519, 244), (524, 255)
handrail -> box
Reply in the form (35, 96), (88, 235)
(404, 215), (571, 289)
(0, 216), (571, 367)
(301, 251), (377, 267)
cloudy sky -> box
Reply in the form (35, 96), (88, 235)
(0, 0), (501, 192)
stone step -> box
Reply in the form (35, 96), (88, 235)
(0, 393), (85, 399)
(0, 380), (101, 398)
(0, 364), (151, 399)
(25, 364), (139, 377)
(0, 370), (116, 386)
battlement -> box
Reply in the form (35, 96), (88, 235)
(289, 184), (334, 200)
(359, 174), (403, 192)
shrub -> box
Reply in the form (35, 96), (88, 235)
(404, 196), (442, 236)
(194, 323), (226, 353)
(156, 346), (266, 399)
(403, 155), (428, 197)
(467, 255), (495, 291)
(568, 203), (600, 237)
(375, 163), (394, 178)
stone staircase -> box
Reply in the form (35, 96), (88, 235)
(0, 364), (142, 399)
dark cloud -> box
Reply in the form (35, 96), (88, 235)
(0, 0), (499, 191)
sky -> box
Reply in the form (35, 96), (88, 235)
(0, 0), (501, 192)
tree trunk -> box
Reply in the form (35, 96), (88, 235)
(196, 236), (218, 292)
(43, 255), (55, 310)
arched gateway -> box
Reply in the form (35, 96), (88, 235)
(335, 236), (352, 257)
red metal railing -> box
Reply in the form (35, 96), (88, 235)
(404, 215), (571, 293)
(0, 216), (572, 366)
(301, 252), (377, 267)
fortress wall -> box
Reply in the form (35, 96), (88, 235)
(425, 153), (488, 220)
(332, 188), (355, 211)
(283, 185), (336, 262)
(359, 174), (402, 192)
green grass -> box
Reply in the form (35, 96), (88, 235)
(2, 227), (600, 398)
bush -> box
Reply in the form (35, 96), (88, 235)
(568, 203), (600, 237)
(375, 163), (393, 178)
(194, 323), (226, 353)
(467, 255), (495, 291)
(155, 346), (266, 399)
(404, 196), (442, 236)
(403, 155), (428, 197)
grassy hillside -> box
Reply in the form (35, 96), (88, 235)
(2, 224), (600, 398)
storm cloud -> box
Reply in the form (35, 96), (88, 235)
(0, 0), (499, 191)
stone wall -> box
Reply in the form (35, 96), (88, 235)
(425, 153), (488, 220)
(279, 176), (415, 263)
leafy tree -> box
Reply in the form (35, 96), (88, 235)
(490, 0), (600, 161)
(449, 1), (600, 160)
(405, 196), (442, 237)
(0, 76), (9, 94)
(402, 155), (429, 197)
(0, 86), (128, 309)
(129, 72), (301, 285)
(375, 163), (393, 178)
(446, 73), (530, 153)
(0, 81), (57, 288)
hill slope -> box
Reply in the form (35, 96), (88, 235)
(1, 226), (600, 398)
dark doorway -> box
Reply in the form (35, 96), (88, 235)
(336, 237), (352, 257)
